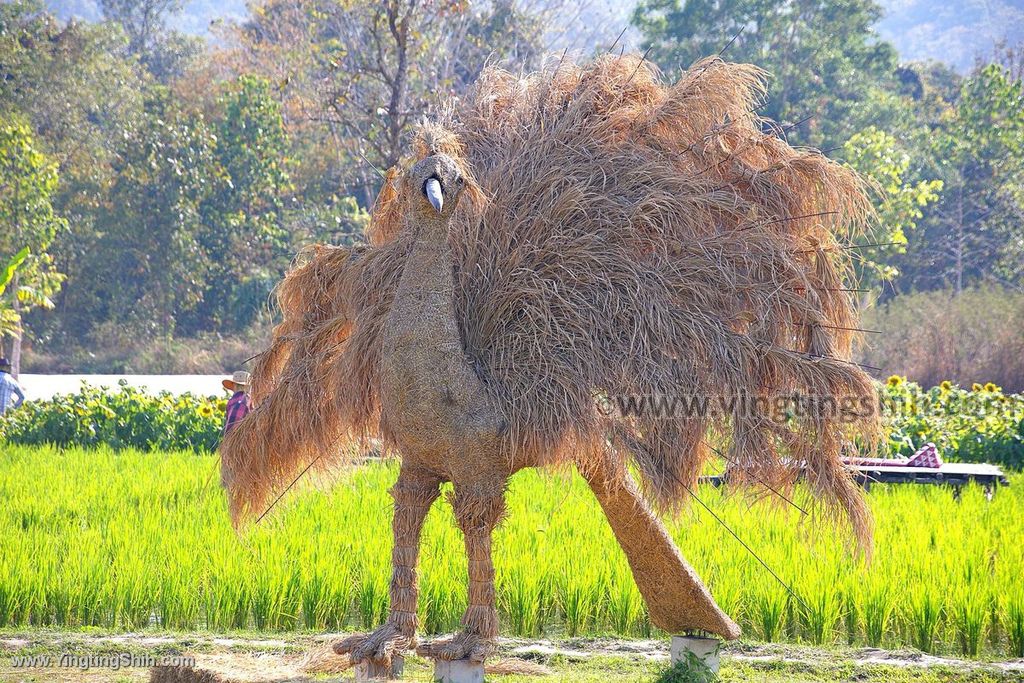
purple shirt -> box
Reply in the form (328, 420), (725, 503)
(223, 391), (251, 434)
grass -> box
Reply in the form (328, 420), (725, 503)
(1, 445), (1023, 660)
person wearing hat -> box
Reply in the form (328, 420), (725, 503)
(0, 358), (25, 415)
(222, 370), (252, 434)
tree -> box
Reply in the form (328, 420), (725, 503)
(897, 64), (1024, 293)
(0, 1), (147, 345)
(224, 0), (555, 207)
(0, 117), (66, 374)
(632, 0), (901, 149)
(842, 127), (942, 301)
(100, 0), (202, 81)
(83, 90), (217, 337)
(0, 247), (31, 347)
(192, 75), (293, 331)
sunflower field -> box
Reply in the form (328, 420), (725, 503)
(881, 377), (1024, 468)
(0, 381), (224, 452)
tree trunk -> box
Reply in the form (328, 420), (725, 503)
(10, 279), (21, 378)
(955, 174), (965, 295)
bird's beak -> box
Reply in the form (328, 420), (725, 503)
(425, 178), (443, 213)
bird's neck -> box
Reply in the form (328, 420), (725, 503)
(395, 213), (457, 306)
(412, 212), (450, 247)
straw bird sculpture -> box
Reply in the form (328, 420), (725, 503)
(220, 54), (880, 668)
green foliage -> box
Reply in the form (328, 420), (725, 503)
(0, 247), (32, 338)
(192, 74), (292, 331)
(100, 0), (202, 82)
(655, 655), (717, 683)
(89, 89), (217, 335)
(632, 0), (900, 148)
(898, 64), (1024, 291)
(0, 382), (224, 452)
(842, 127), (942, 292)
(0, 247), (30, 298)
(5, 378), (1022, 469)
(881, 377), (1024, 469)
(0, 116), (66, 343)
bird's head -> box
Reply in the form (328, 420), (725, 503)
(407, 153), (468, 220)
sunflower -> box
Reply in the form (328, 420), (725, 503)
(972, 383), (983, 392)
(199, 404), (214, 418)
(886, 375), (904, 388)
(940, 380), (953, 392)
(984, 382), (1000, 393)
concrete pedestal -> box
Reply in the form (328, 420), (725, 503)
(432, 658), (485, 683)
(670, 635), (721, 674)
(354, 654), (404, 681)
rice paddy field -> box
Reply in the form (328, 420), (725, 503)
(1, 444), (1022, 663)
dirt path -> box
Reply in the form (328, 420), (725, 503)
(2, 631), (1022, 682)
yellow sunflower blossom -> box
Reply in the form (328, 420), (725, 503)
(972, 383), (983, 392)
(940, 380), (953, 392)
(886, 375), (904, 388)
(199, 404), (214, 418)
(984, 382), (1000, 393)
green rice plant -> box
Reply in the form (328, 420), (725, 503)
(47, 563), (75, 627)
(796, 572), (843, 645)
(356, 558), (390, 630)
(606, 560), (643, 636)
(500, 561), (545, 637)
(708, 564), (744, 632)
(862, 582), (897, 648)
(112, 550), (154, 629)
(751, 580), (787, 642)
(837, 573), (861, 646)
(556, 559), (603, 637)
(0, 444), (1022, 657)
(908, 589), (944, 653)
(204, 549), (250, 630)
(325, 562), (354, 630)
(300, 549), (354, 631)
(420, 568), (465, 635)
(1004, 587), (1024, 658)
(74, 541), (109, 627)
(159, 567), (201, 630)
(300, 563), (330, 630)
(250, 564), (273, 631)
(951, 585), (988, 657)
(0, 552), (27, 627)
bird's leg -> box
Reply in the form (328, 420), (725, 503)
(417, 484), (506, 663)
(335, 465), (441, 666)
(579, 459), (741, 639)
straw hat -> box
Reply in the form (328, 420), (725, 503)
(223, 370), (251, 392)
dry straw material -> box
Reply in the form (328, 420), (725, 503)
(221, 53), (880, 639)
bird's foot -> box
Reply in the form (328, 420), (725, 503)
(416, 630), (496, 663)
(333, 621), (415, 665)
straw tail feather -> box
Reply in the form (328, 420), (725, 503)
(219, 244), (369, 525)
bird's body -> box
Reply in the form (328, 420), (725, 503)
(220, 53), (879, 668)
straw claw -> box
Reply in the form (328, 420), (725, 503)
(334, 623), (416, 665)
(417, 632), (495, 663)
